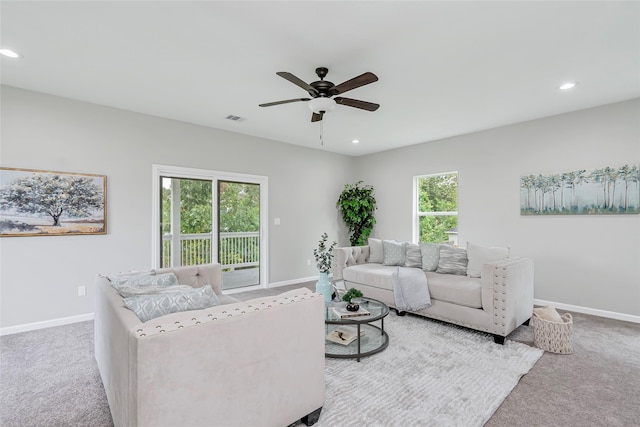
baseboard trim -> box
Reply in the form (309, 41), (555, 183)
(1, 312), (95, 336)
(534, 299), (640, 324)
(268, 276), (317, 288)
(224, 276), (317, 295)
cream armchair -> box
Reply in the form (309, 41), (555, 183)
(94, 264), (325, 426)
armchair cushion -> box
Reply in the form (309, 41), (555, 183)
(123, 285), (220, 322)
(110, 272), (178, 290)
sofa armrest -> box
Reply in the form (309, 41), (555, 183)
(481, 257), (534, 336)
(333, 245), (370, 281)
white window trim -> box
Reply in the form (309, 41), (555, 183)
(412, 171), (459, 243)
(151, 164), (268, 288)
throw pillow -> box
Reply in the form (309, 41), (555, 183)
(110, 272), (179, 291)
(117, 284), (193, 298)
(533, 305), (563, 323)
(382, 240), (406, 266)
(123, 285), (220, 322)
(435, 246), (468, 275)
(368, 238), (384, 263)
(466, 242), (510, 278)
(419, 242), (441, 271)
(404, 243), (422, 268)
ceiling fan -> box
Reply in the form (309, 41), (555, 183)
(259, 67), (379, 122)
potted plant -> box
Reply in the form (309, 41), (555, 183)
(342, 287), (364, 303)
(336, 181), (377, 246)
(313, 232), (337, 303)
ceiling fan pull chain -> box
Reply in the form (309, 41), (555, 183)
(320, 119), (324, 147)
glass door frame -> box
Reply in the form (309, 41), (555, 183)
(151, 164), (268, 289)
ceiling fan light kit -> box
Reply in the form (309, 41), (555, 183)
(308, 97), (336, 114)
(259, 67), (379, 122)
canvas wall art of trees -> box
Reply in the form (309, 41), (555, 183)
(520, 164), (639, 215)
(0, 168), (106, 236)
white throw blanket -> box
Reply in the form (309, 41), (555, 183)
(391, 267), (431, 312)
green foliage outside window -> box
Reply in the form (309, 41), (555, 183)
(161, 179), (260, 267)
(418, 173), (458, 243)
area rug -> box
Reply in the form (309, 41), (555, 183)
(314, 314), (543, 427)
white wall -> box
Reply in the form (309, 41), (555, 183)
(354, 98), (640, 317)
(0, 86), (354, 328)
(2, 87), (638, 329)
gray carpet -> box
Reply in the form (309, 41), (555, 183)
(2, 282), (639, 426)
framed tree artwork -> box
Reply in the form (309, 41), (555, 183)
(0, 167), (106, 237)
(520, 163), (639, 215)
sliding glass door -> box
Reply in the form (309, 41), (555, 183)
(153, 165), (268, 290)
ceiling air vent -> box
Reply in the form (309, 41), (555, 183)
(225, 115), (246, 122)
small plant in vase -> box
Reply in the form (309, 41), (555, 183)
(313, 232), (337, 303)
(342, 288), (364, 311)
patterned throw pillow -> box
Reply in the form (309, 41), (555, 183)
(123, 285), (220, 322)
(110, 272), (179, 291)
(382, 240), (407, 266)
(404, 243), (422, 268)
(435, 246), (468, 275)
(419, 243), (442, 271)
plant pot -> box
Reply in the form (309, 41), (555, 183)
(346, 302), (360, 312)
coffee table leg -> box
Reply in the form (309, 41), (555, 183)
(357, 324), (361, 362)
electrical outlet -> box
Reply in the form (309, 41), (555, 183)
(307, 259), (311, 266)
(77, 286), (87, 297)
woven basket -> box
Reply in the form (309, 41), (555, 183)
(532, 312), (574, 354)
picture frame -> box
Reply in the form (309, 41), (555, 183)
(520, 163), (639, 215)
(0, 167), (106, 237)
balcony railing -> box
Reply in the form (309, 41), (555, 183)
(162, 231), (260, 270)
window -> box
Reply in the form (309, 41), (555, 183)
(414, 172), (458, 244)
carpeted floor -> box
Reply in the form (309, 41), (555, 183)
(1, 282), (639, 426)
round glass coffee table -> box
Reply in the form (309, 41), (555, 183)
(324, 298), (389, 362)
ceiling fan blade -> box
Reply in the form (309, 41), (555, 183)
(259, 98), (310, 107)
(311, 112), (324, 122)
(276, 72), (319, 96)
(334, 97), (380, 111)
(329, 72), (378, 96)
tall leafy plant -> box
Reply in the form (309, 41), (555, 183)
(336, 181), (377, 246)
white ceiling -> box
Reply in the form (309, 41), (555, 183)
(1, 1), (638, 156)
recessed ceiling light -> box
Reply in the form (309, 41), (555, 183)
(0, 49), (20, 58)
(559, 82), (578, 90)
(352, 139), (359, 144)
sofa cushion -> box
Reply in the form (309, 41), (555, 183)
(123, 285), (220, 322)
(426, 272), (482, 308)
(466, 242), (509, 278)
(383, 240), (406, 266)
(419, 242), (442, 271)
(404, 244), (422, 268)
(343, 264), (397, 291)
(368, 238), (384, 263)
(435, 246), (468, 275)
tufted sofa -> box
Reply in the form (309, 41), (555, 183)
(333, 245), (534, 344)
(94, 264), (325, 427)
